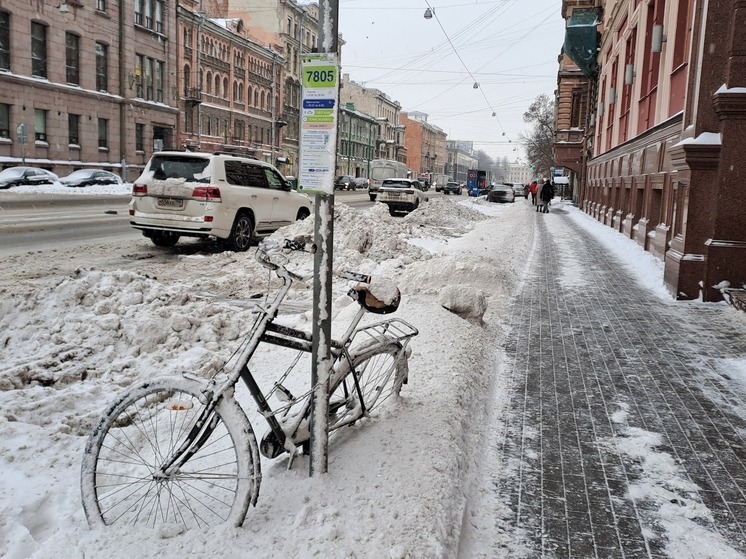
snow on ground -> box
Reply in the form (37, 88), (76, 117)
(1, 188), (745, 559)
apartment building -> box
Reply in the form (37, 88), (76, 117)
(0, 0), (179, 180)
(177, 1), (286, 166)
(223, 0), (320, 176)
(559, 0), (746, 302)
(400, 111), (447, 178)
(340, 74), (406, 164)
(445, 140), (478, 184)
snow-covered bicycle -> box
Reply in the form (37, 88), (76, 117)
(80, 238), (418, 529)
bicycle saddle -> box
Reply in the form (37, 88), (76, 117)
(349, 283), (400, 314)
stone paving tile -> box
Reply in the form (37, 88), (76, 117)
(498, 206), (746, 557)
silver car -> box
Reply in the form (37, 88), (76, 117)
(129, 152), (312, 250)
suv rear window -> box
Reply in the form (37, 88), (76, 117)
(150, 156), (211, 182)
(382, 180), (410, 188)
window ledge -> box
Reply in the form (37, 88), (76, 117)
(98, 146), (110, 152)
(69, 144), (81, 150)
(35, 140), (49, 147)
(0, 137), (12, 144)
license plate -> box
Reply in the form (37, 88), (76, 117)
(157, 197), (184, 208)
(389, 192), (401, 197)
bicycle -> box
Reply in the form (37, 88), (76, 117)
(80, 238), (418, 529)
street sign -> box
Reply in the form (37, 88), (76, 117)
(298, 53), (339, 195)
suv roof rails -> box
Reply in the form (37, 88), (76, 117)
(211, 150), (262, 160)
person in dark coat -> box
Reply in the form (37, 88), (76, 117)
(539, 179), (554, 213)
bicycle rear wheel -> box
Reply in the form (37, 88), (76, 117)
(81, 376), (260, 529)
(327, 340), (408, 429)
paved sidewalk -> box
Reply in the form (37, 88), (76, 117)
(498, 202), (746, 558)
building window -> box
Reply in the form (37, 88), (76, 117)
(31, 22), (47, 78)
(155, 0), (164, 34)
(135, 54), (144, 98)
(65, 33), (80, 85)
(145, 57), (154, 100)
(98, 118), (108, 148)
(0, 103), (9, 138)
(0, 12), (10, 71)
(34, 109), (47, 142)
(68, 113), (79, 145)
(96, 42), (108, 92)
(156, 60), (164, 102)
(134, 0), (164, 33)
(135, 123), (144, 151)
(96, 0), (107, 12)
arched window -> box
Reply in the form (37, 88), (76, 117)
(260, 91), (266, 110)
(238, 83), (244, 102)
(233, 81), (238, 101)
(254, 89), (259, 107)
(214, 74), (220, 95)
(223, 77), (228, 98)
(183, 64), (190, 92)
(248, 86), (254, 106)
(206, 71), (212, 94)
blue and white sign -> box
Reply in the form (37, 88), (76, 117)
(298, 53), (339, 195)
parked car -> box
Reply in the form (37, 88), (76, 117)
(512, 183), (527, 198)
(0, 166), (58, 189)
(443, 181), (463, 195)
(487, 184), (515, 203)
(378, 178), (429, 215)
(352, 177), (370, 189)
(129, 151), (312, 251)
(60, 169), (123, 188)
(334, 175), (356, 190)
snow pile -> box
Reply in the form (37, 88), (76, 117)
(0, 196), (528, 559)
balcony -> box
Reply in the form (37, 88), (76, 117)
(184, 87), (202, 105)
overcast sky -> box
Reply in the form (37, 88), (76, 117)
(332, 0), (566, 162)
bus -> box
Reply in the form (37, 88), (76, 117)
(368, 159), (409, 201)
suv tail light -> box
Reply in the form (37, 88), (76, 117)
(132, 183), (147, 196)
(192, 186), (222, 202)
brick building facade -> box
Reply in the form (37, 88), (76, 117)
(0, 0), (179, 181)
(559, 0), (746, 302)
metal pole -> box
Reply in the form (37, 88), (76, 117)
(310, 0), (338, 478)
(346, 112), (352, 174)
(367, 122), (372, 178)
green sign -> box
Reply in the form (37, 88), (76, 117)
(302, 66), (337, 89)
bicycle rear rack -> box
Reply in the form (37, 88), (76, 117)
(350, 318), (419, 348)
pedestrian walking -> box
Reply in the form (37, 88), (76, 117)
(540, 179), (554, 213)
(529, 181), (538, 205)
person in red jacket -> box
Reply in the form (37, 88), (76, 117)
(529, 181), (538, 205)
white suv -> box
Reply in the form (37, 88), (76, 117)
(129, 152), (312, 250)
(377, 178), (429, 215)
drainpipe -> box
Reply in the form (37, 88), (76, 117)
(119, 0), (126, 178)
(196, 7), (204, 150)
(271, 53), (277, 164)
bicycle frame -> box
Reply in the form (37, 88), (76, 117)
(183, 243), (417, 461)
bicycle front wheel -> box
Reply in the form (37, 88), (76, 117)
(328, 340), (408, 429)
(81, 376), (261, 529)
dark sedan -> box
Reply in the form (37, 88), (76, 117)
(60, 169), (123, 187)
(334, 175), (357, 190)
(443, 181), (463, 195)
(0, 166), (58, 189)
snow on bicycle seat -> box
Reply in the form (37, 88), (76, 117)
(348, 276), (400, 314)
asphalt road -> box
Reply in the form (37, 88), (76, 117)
(0, 189), (383, 255)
